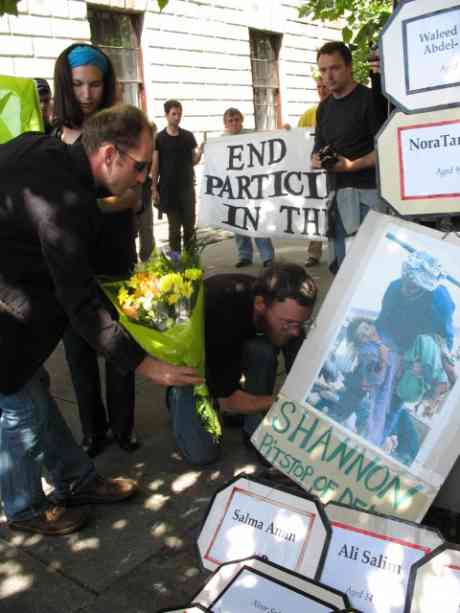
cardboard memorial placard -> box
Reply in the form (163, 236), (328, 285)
(197, 474), (329, 577)
(198, 128), (329, 240)
(251, 211), (460, 521)
(157, 607), (207, 613)
(377, 106), (460, 217)
(320, 503), (443, 613)
(404, 543), (460, 613)
(380, 0), (460, 113)
(193, 556), (350, 612)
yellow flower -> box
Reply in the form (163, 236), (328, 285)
(159, 273), (181, 294)
(181, 280), (193, 299)
(167, 294), (178, 305)
(118, 287), (130, 306)
(184, 268), (202, 281)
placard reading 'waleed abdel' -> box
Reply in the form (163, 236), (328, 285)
(380, 0), (460, 113)
(320, 503), (442, 613)
(197, 475), (329, 578)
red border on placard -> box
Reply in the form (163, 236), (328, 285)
(397, 119), (460, 201)
(445, 564), (460, 572)
(204, 486), (316, 572)
(331, 521), (431, 553)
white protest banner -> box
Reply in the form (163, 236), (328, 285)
(198, 128), (329, 239)
(197, 475), (329, 577)
(380, 0), (460, 113)
(320, 503), (443, 613)
(405, 544), (460, 613)
(251, 211), (460, 521)
(377, 107), (460, 216)
(193, 556), (349, 612)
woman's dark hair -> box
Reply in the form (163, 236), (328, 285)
(253, 263), (317, 308)
(53, 43), (117, 129)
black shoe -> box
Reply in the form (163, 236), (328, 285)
(263, 259), (273, 268)
(236, 259), (252, 268)
(114, 433), (141, 453)
(81, 434), (109, 458)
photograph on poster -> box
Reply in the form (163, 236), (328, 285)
(304, 224), (460, 467)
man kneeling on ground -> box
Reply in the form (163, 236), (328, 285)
(168, 263), (317, 465)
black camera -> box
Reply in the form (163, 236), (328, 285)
(318, 144), (339, 170)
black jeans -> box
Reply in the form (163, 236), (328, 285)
(166, 192), (196, 253)
(63, 328), (135, 440)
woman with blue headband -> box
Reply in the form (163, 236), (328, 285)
(52, 43), (140, 457)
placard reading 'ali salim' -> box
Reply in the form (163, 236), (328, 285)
(320, 503), (442, 613)
(252, 212), (460, 521)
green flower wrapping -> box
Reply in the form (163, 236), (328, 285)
(100, 251), (221, 443)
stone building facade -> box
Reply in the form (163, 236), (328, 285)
(0, 0), (340, 138)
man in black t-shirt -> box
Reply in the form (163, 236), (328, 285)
(167, 264), (318, 465)
(152, 99), (203, 252)
(311, 41), (386, 269)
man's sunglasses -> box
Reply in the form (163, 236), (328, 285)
(116, 146), (150, 173)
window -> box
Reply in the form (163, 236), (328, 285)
(87, 7), (146, 109)
(249, 30), (282, 130)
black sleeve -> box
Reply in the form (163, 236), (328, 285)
(36, 191), (146, 374)
(365, 87), (385, 140)
(313, 102), (326, 154)
(191, 131), (198, 149)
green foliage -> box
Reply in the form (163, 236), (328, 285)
(156, 0), (170, 10)
(0, 0), (19, 16)
(298, 0), (393, 83)
(0, 0), (168, 17)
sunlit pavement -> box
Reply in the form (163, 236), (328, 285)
(0, 222), (333, 613)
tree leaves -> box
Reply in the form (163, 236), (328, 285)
(298, 0), (393, 83)
(0, 0), (19, 17)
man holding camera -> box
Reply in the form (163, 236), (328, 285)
(311, 41), (386, 270)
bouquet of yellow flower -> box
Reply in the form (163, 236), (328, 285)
(100, 244), (221, 442)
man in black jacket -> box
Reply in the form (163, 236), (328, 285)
(0, 105), (201, 535)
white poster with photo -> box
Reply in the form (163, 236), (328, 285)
(252, 212), (460, 520)
(197, 476), (328, 577)
(194, 557), (349, 612)
(405, 544), (460, 613)
(320, 503), (442, 613)
(198, 128), (328, 239)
